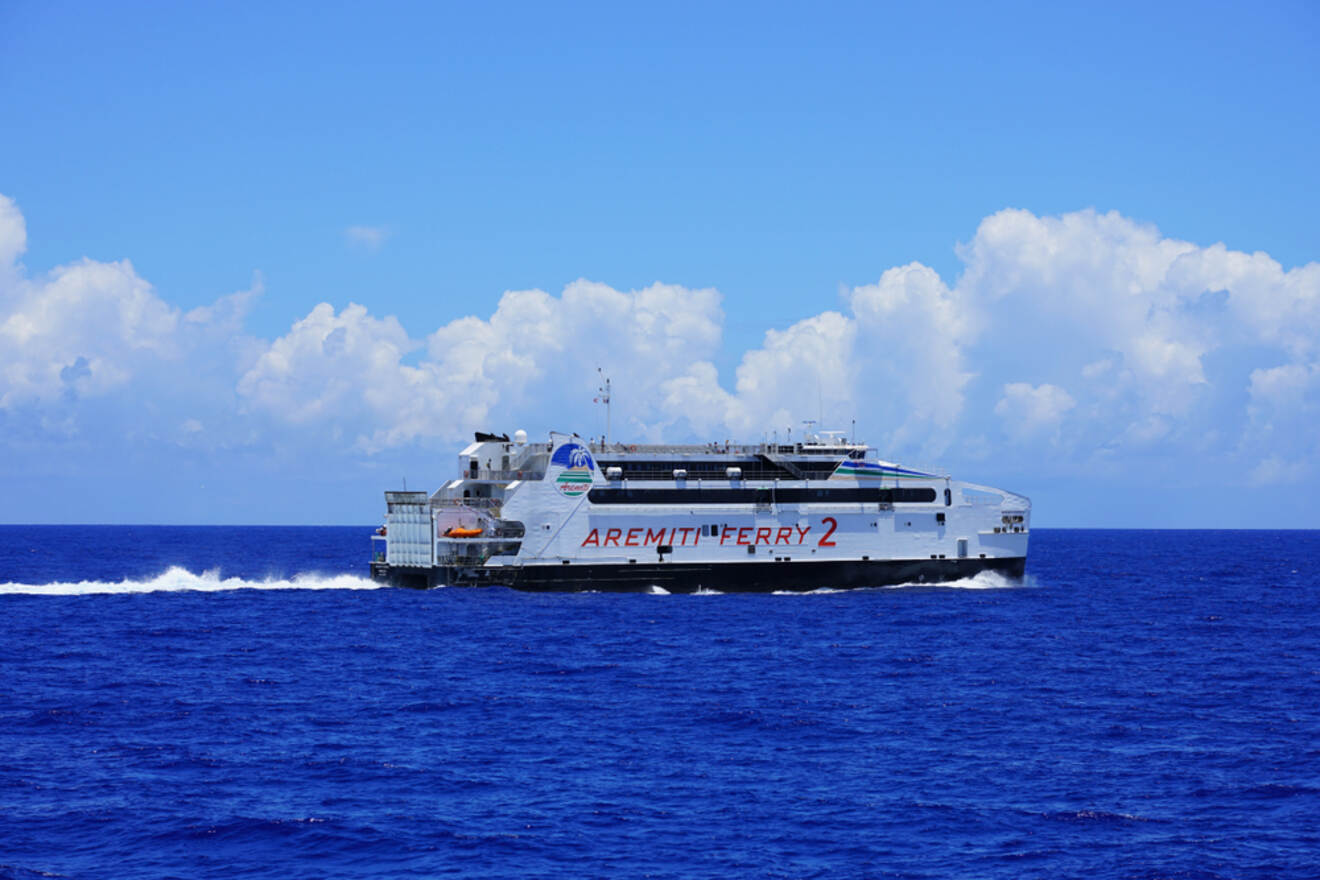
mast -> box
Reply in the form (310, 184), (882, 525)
(596, 368), (611, 445)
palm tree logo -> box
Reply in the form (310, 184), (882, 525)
(553, 442), (595, 496)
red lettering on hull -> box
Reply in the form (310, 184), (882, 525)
(584, 521), (832, 550)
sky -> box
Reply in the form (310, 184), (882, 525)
(1, 1), (1317, 527)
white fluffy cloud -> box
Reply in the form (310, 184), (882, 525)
(995, 383), (1076, 439)
(3, 192), (1318, 497)
(966, 209), (1314, 470)
(0, 195), (180, 408)
(0, 193), (258, 456)
(1242, 363), (1319, 484)
(0, 195), (26, 272)
(712, 310), (856, 438)
(656, 208), (1317, 474)
(653, 262), (972, 454)
(238, 303), (423, 430)
(236, 279), (725, 450)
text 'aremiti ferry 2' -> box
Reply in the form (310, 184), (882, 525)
(370, 429), (1030, 592)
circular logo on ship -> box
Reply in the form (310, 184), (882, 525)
(551, 442), (595, 497)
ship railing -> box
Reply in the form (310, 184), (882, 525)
(522, 438), (884, 459)
(585, 442), (867, 457)
(431, 496), (503, 511)
(599, 468), (836, 482)
(961, 487), (1004, 506)
(435, 548), (487, 564)
(519, 440), (864, 455)
(435, 527), (523, 540)
(435, 542), (521, 565)
(468, 441), (946, 472)
(464, 468), (544, 482)
(489, 526), (524, 538)
(907, 466), (951, 479)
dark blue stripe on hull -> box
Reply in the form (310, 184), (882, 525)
(373, 557), (1027, 592)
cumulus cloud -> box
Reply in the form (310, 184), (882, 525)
(0, 193), (259, 455)
(1247, 363), (1316, 414)
(237, 279), (726, 450)
(0, 250), (180, 406)
(3, 191), (1319, 502)
(958, 209), (1214, 415)
(848, 263), (975, 448)
(0, 194), (26, 272)
(1242, 363), (1319, 482)
(659, 208), (1315, 472)
(239, 303), (417, 425)
(995, 383), (1076, 440)
(645, 262), (972, 454)
(704, 310), (855, 439)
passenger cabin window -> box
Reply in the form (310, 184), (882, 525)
(587, 486), (937, 505)
(944, 488), (952, 506)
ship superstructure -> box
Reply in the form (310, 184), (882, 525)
(370, 431), (1029, 592)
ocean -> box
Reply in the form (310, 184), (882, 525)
(1, 526), (1317, 879)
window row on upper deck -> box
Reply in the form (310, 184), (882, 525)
(594, 459), (841, 481)
(587, 487), (938, 505)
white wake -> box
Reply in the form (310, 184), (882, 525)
(772, 570), (1037, 595)
(0, 565), (382, 596)
(918, 570), (1036, 590)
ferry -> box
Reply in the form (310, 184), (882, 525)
(369, 429), (1030, 592)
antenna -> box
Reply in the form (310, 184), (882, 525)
(595, 368), (612, 445)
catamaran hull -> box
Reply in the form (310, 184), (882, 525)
(371, 555), (1026, 593)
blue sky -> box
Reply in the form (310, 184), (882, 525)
(1, 1), (1317, 526)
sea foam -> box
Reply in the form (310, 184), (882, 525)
(920, 570), (1038, 590)
(0, 565), (382, 596)
(770, 570), (1036, 595)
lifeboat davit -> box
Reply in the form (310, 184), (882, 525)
(443, 526), (484, 538)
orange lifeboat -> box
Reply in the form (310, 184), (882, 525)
(443, 526), (484, 538)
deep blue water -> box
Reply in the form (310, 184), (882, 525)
(1, 527), (1317, 879)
